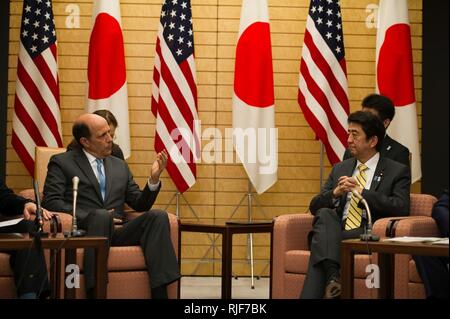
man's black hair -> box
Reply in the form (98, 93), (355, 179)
(362, 94), (395, 122)
(72, 122), (91, 147)
(348, 111), (385, 152)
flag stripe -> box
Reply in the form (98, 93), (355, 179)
(156, 93), (196, 168)
(299, 73), (345, 159)
(16, 59), (62, 145)
(155, 135), (190, 192)
(19, 44), (61, 125)
(155, 115), (196, 186)
(13, 93), (48, 146)
(303, 30), (349, 122)
(298, 78), (341, 164)
(11, 132), (35, 175)
(299, 53), (348, 145)
(157, 44), (196, 130)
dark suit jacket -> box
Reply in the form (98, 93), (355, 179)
(42, 148), (160, 222)
(309, 156), (411, 223)
(0, 181), (30, 217)
(343, 135), (410, 167)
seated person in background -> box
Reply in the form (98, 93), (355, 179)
(0, 181), (52, 299)
(413, 189), (449, 299)
(300, 111), (411, 299)
(67, 109), (124, 160)
(42, 113), (180, 299)
(343, 94), (410, 168)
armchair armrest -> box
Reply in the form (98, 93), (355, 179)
(391, 216), (440, 237)
(373, 216), (412, 238)
(273, 213), (314, 252)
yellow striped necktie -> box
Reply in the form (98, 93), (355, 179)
(345, 163), (368, 230)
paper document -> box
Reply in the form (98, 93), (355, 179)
(0, 217), (24, 228)
(383, 236), (448, 244)
(430, 238), (449, 245)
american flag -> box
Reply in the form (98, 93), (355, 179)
(151, 0), (200, 193)
(298, 0), (349, 165)
(12, 0), (63, 177)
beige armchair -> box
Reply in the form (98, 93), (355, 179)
(271, 194), (437, 299)
(5, 146), (180, 299)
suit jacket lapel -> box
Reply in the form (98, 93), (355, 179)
(74, 149), (103, 201)
(370, 157), (386, 191)
(104, 157), (112, 202)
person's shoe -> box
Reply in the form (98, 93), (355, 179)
(324, 275), (341, 299)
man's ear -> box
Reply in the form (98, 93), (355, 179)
(370, 135), (379, 149)
(383, 118), (391, 129)
(79, 137), (89, 148)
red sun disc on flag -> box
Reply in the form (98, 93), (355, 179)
(377, 24), (415, 107)
(88, 13), (126, 99)
(234, 22), (274, 108)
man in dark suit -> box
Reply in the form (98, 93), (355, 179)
(342, 94), (410, 167)
(0, 181), (52, 298)
(42, 113), (180, 299)
(300, 111), (411, 299)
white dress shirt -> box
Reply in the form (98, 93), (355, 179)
(82, 149), (160, 192)
(342, 152), (380, 222)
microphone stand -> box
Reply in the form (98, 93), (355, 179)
(64, 177), (85, 238)
(359, 198), (380, 242)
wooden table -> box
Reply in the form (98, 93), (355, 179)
(341, 238), (449, 299)
(180, 221), (273, 299)
(0, 233), (108, 299)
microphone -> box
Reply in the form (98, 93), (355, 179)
(73, 176), (79, 192)
(352, 189), (380, 242)
(64, 176), (85, 237)
(32, 178), (48, 237)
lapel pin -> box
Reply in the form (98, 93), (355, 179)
(387, 145), (391, 151)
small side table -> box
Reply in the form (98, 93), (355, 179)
(180, 221), (273, 299)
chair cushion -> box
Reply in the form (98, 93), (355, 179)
(285, 250), (310, 274)
(74, 246), (146, 271)
(0, 253), (13, 276)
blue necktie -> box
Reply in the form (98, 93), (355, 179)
(95, 158), (106, 201)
